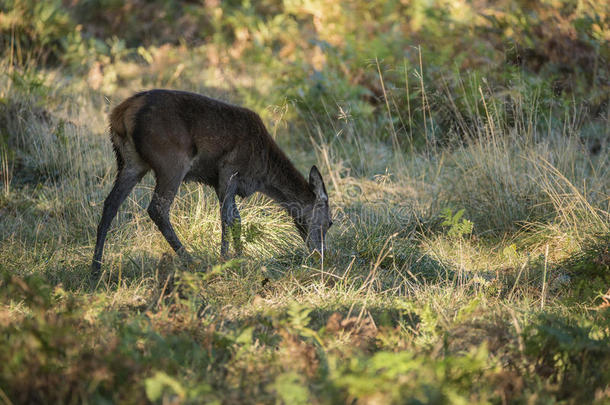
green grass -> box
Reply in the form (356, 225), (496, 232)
(1, 1), (609, 403)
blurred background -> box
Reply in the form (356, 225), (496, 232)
(1, 0), (607, 136)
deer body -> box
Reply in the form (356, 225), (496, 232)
(92, 89), (331, 274)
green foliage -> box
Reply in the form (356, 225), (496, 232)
(270, 372), (312, 405)
(0, 0), (73, 64)
(335, 346), (497, 404)
(145, 372), (216, 405)
(0, 273), (142, 403)
(559, 234), (610, 304)
(441, 208), (474, 239)
(523, 312), (610, 402)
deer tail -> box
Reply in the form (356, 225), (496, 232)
(108, 93), (146, 172)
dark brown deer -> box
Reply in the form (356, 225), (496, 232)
(92, 89), (332, 274)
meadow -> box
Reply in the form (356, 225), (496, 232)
(0, 0), (609, 403)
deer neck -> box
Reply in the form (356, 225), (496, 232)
(262, 146), (315, 221)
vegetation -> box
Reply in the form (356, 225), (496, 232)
(0, 0), (608, 403)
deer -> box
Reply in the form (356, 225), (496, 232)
(92, 89), (332, 275)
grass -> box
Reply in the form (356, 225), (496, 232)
(1, 1), (609, 403)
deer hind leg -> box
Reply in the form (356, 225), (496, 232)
(92, 166), (147, 275)
(147, 165), (190, 259)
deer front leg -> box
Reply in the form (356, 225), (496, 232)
(220, 192), (242, 258)
(217, 168), (245, 258)
(230, 207), (243, 256)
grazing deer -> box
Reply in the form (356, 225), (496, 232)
(92, 89), (332, 274)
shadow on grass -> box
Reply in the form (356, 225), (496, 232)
(41, 248), (224, 294)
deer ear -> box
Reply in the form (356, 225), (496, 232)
(309, 165), (328, 202)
